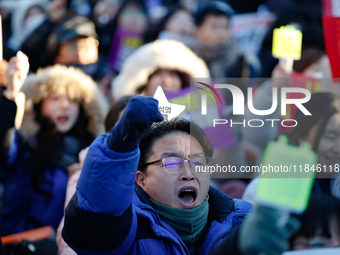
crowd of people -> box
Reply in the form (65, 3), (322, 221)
(0, 0), (339, 254)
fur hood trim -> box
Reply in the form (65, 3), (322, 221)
(19, 65), (108, 139)
(112, 40), (210, 100)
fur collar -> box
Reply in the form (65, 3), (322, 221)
(19, 65), (108, 139)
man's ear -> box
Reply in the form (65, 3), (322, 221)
(136, 170), (147, 190)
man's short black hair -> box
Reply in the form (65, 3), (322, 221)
(195, 1), (235, 27)
(139, 118), (213, 172)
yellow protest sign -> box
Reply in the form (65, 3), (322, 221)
(272, 25), (302, 60)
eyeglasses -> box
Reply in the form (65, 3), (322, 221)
(144, 157), (211, 173)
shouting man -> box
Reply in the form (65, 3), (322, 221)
(62, 96), (299, 255)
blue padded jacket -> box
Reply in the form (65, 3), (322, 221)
(63, 134), (252, 254)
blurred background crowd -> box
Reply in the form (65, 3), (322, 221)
(1, 0), (340, 254)
(0, 0), (324, 103)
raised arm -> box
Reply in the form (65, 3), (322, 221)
(0, 52), (29, 164)
(62, 96), (163, 254)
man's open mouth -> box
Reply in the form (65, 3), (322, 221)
(178, 188), (197, 204)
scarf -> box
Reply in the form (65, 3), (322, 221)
(151, 195), (209, 247)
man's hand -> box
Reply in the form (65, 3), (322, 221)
(5, 51), (29, 100)
(238, 205), (300, 255)
(108, 96), (164, 152)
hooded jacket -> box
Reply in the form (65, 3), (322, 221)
(62, 134), (251, 255)
(0, 65), (108, 236)
(1, 0), (49, 52)
(112, 39), (210, 101)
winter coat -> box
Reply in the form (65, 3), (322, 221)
(62, 134), (252, 255)
(112, 39), (210, 101)
(0, 65), (108, 236)
(1, 0), (49, 52)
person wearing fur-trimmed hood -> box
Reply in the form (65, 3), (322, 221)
(0, 52), (108, 236)
(112, 39), (210, 101)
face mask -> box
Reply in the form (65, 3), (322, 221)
(71, 62), (98, 78)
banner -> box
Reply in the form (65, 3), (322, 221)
(107, 28), (143, 73)
(322, 0), (340, 78)
(229, 12), (276, 55)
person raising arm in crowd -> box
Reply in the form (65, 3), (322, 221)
(0, 52), (107, 236)
(62, 96), (300, 255)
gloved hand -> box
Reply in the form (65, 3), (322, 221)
(108, 96), (163, 152)
(238, 205), (301, 255)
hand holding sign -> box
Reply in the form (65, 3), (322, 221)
(257, 135), (316, 213)
(271, 63), (291, 91)
(253, 135), (316, 254)
(239, 136), (315, 255)
(238, 204), (300, 255)
(272, 25), (303, 73)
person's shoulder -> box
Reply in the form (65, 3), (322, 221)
(208, 186), (251, 220)
(209, 186), (234, 215)
(232, 198), (252, 214)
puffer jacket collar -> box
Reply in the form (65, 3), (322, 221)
(133, 184), (249, 255)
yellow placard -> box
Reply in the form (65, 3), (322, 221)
(272, 25), (302, 60)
